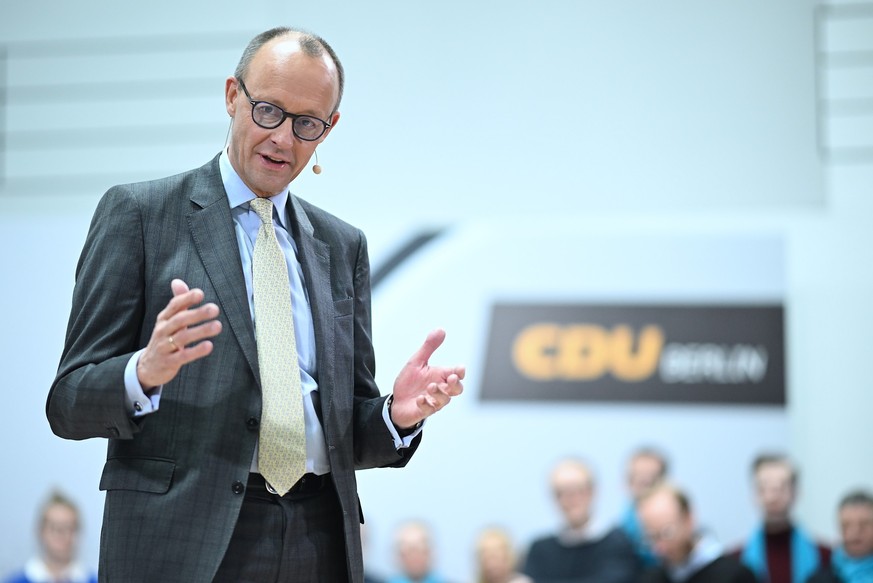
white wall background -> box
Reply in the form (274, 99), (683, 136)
(1, 1), (871, 581)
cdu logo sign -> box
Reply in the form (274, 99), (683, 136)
(481, 303), (784, 405)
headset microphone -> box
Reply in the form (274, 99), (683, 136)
(312, 150), (322, 174)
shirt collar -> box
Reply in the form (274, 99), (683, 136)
(557, 516), (611, 546)
(219, 149), (292, 229)
(24, 556), (92, 583)
(669, 532), (723, 582)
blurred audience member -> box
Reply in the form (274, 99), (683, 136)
(737, 454), (830, 583)
(4, 490), (97, 583)
(388, 521), (448, 583)
(638, 483), (757, 583)
(619, 446), (669, 566)
(807, 490), (873, 583)
(473, 527), (531, 583)
(523, 457), (640, 583)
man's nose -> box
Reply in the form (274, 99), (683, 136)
(844, 525), (858, 538)
(270, 123), (298, 147)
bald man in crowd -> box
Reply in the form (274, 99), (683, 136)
(638, 483), (757, 583)
(474, 527), (532, 583)
(388, 521), (449, 583)
(523, 457), (640, 583)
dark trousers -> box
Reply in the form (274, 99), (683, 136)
(214, 474), (349, 583)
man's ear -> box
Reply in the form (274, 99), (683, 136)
(321, 110), (341, 141)
(225, 76), (239, 117)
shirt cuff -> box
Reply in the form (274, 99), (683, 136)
(124, 349), (162, 417)
(382, 395), (423, 449)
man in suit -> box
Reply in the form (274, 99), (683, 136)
(47, 27), (464, 583)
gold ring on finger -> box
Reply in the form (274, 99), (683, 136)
(168, 336), (178, 351)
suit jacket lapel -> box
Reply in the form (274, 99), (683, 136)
(288, 195), (334, 424)
(187, 156), (260, 380)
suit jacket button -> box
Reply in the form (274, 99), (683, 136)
(232, 481), (245, 495)
(246, 417), (259, 430)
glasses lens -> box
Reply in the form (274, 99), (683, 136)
(252, 102), (284, 128)
(293, 116), (326, 141)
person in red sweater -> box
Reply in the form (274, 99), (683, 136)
(736, 454), (830, 583)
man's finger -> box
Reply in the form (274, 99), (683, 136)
(157, 288), (206, 323)
(167, 302), (220, 332)
(416, 394), (436, 414)
(167, 318), (222, 350)
(171, 278), (190, 296)
(407, 328), (446, 366)
(178, 339), (215, 363)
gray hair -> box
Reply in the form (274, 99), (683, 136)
(840, 489), (873, 510)
(234, 27), (345, 114)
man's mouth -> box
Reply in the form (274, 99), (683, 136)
(261, 154), (288, 167)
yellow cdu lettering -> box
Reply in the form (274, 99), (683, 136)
(558, 325), (609, 380)
(512, 324), (561, 380)
(608, 324), (664, 381)
(513, 322), (665, 382)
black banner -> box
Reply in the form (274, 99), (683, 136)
(480, 303), (785, 405)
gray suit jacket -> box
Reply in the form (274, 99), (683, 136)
(47, 155), (419, 582)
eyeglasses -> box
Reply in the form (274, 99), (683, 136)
(553, 485), (591, 499)
(43, 521), (78, 536)
(645, 523), (680, 543)
(237, 77), (331, 141)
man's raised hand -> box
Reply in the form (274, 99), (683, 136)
(136, 279), (222, 389)
(389, 329), (465, 429)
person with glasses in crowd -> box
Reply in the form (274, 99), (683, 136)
(638, 483), (757, 583)
(522, 457), (641, 583)
(3, 491), (97, 583)
(47, 27), (464, 583)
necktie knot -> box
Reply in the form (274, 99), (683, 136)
(250, 197), (274, 225)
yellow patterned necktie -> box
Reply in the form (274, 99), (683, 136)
(250, 197), (306, 495)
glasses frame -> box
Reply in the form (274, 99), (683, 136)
(644, 522), (681, 544)
(236, 77), (331, 141)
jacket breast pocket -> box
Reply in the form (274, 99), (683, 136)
(334, 297), (354, 318)
(99, 457), (175, 494)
